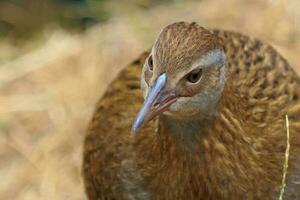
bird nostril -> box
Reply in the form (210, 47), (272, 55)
(153, 102), (160, 109)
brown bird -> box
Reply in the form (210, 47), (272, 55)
(83, 22), (300, 199)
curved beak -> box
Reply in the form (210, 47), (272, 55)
(132, 73), (177, 133)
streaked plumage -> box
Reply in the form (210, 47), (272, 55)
(83, 22), (300, 199)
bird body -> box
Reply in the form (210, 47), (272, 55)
(83, 22), (300, 199)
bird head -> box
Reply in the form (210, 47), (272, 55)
(132, 22), (227, 133)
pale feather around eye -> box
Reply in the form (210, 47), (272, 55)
(190, 49), (226, 70)
(168, 49), (227, 116)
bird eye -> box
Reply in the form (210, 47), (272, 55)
(148, 55), (153, 71)
(186, 69), (202, 83)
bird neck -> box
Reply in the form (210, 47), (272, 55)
(158, 112), (213, 150)
(157, 83), (249, 150)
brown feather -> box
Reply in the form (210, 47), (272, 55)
(83, 23), (300, 200)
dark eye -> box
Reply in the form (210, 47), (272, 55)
(148, 55), (153, 71)
(186, 69), (202, 83)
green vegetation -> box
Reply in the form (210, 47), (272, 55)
(0, 0), (192, 41)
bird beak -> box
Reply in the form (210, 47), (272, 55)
(132, 73), (177, 133)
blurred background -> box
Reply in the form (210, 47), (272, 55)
(0, 0), (299, 199)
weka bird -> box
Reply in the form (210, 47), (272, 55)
(83, 22), (300, 199)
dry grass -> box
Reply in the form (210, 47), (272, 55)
(279, 115), (291, 200)
(0, 0), (299, 199)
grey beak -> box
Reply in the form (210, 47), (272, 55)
(132, 73), (167, 133)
